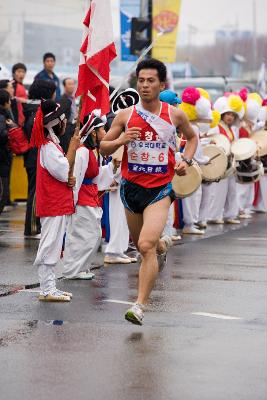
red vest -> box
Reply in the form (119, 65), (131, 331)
(219, 124), (235, 142)
(121, 102), (175, 188)
(36, 142), (74, 217)
(239, 126), (251, 138)
(77, 147), (100, 207)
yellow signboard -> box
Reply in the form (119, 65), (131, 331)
(152, 0), (181, 63)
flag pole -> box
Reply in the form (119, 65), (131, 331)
(109, 32), (163, 102)
(68, 95), (83, 178)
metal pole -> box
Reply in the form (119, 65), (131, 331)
(252, 0), (258, 80)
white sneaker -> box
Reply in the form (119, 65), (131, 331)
(182, 226), (205, 235)
(64, 271), (95, 280)
(208, 219), (224, 225)
(239, 213), (252, 219)
(38, 290), (71, 302)
(171, 234), (182, 241)
(125, 303), (144, 325)
(225, 219), (240, 224)
(196, 221), (207, 229)
(120, 254), (138, 263)
(161, 234), (173, 250)
(104, 255), (131, 264)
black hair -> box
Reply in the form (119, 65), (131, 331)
(0, 89), (10, 106)
(12, 63), (27, 74)
(28, 80), (56, 100)
(41, 99), (61, 137)
(136, 58), (167, 82)
(0, 79), (10, 90)
(62, 77), (74, 87)
(43, 52), (56, 63)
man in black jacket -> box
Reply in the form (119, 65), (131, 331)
(0, 89), (13, 213)
(23, 80), (57, 237)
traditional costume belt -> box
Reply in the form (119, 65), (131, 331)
(82, 178), (94, 185)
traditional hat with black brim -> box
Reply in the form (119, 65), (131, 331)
(111, 88), (140, 114)
(43, 100), (69, 133)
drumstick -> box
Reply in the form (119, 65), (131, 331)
(206, 153), (221, 164)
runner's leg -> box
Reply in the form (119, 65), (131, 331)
(136, 196), (171, 305)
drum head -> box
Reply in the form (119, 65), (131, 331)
(210, 134), (231, 156)
(251, 130), (267, 157)
(231, 138), (257, 161)
(112, 145), (124, 161)
(172, 163), (202, 198)
(200, 145), (228, 181)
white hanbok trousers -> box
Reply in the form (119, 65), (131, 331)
(237, 182), (254, 214)
(34, 215), (69, 295)
(182, 185), (202, 227)
(105, 187), (129, 256)
(163, 203), (175, 237)
(199, 182), (214, 223)
(63, 205), (102, 278)
(209, 176), (239, 220)
(252, 176), (267, 212)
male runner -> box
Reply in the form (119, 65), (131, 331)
(100, 58), (197, 325)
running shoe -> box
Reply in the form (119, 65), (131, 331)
(125, 303), (144, 326)
(56, 289), (73, 298)
(158, 252), (167, 272)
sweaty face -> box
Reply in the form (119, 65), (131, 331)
(222, 112), (236, 126)
(13, 69), (26, 83)
(137, 69), (165, 103)
(44, 58), (55, 72)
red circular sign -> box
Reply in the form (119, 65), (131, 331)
(153, 10), (178, 33)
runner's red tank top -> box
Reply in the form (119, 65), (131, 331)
(121, 102), (175, 188)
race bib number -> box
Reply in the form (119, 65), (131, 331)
(127, 140), (168, 174)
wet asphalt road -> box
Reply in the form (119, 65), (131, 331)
(1, 205), (267, 400)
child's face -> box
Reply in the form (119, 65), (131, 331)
(222, 112), (236, 126)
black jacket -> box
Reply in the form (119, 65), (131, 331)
(23, 103), (39, 170)
(0, 106), (12, 177)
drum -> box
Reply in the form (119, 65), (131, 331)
(172, 162), (202, 198)
(251, 130), (267, 157)
(200, 144), (228, 182)
(112, 145), (124, 161)
(209, 134), (234, 178)
(231, 138), (264, 184)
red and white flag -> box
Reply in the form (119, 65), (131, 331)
(76, 0), (117, 120)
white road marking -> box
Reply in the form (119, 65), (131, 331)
(19, 289), (40, 293)
(192, 312), (242, 320)
(102, 299), (134, 305)
(236, 237), (267, 241)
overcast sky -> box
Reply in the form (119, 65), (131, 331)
(112, 0), (266, 46)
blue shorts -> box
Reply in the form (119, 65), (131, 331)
(120, 179), (175, 214)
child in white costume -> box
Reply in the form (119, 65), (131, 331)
(32, 99), (80, 302)
(209, 94), (245, 224)
(237, 92), (263, 217)
(63, 112), (115, 279)
(252, 99), (267, 212)
(178, 87), (213, 235)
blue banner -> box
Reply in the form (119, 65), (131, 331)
(120, 0), (140, 62)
